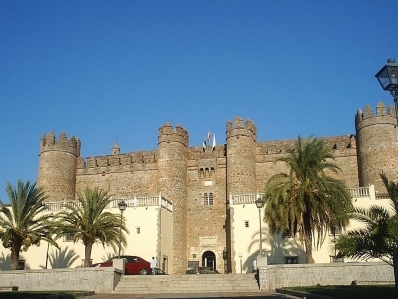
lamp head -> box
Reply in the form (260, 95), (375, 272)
(375, 58), (398, 92)
(118, 200), (127, 212)
(255, 198), (264, 209)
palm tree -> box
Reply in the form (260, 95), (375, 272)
(0, 180), (57, 270)
(264, 136), (353, 263)
(335, 172), (398, 290)
(53, 187), (128, 267)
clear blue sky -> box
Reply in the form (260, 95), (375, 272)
(1, 0), (397, 203)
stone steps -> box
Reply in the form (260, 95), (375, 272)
(114, 273), (260, 294)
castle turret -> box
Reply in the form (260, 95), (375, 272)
(157, 123), (188, 274)
(111, 142), (120, 155)
(37, 132), (80, 201)
(355, 102), (398, 194)
(226, 117), (257, 195)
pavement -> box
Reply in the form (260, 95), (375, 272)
(82, 292), (298, 299)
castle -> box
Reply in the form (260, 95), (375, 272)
(33, 101), (398, 274)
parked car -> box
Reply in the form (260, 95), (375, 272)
(152, 268), (168, 275)
(186, 266), (219, 274)
(91, 255), (151, 275)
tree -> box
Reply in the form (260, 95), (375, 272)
(335, 172), (398, 290)
(0, 180), (57, 270)
(53, 187), (128, 267)
(263, 136), (353, 263)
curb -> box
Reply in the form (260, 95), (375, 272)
(22, 291), (96, 299)
(276, 288), (337, 299)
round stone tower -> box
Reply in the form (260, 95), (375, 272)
(355, 102), (398, 194)
(157, 123), (188, 274)
(226, 116), (257, 195)
(37, 131), (80, 202)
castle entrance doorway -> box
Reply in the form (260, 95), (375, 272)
(202, 251), (216, 269)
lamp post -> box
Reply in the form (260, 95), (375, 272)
(118, 200), (127, 258)
(222, 247), (227, 273)
(238, 252), (243, 273)
(45, 241), (50, 269)
(375, 58), (398, 119)
(255, 198), (265, 256)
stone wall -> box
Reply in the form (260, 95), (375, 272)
(186, 146), (227, 273)
(355, 102), (398, 193)
(258, 262), (394, 290)
(38, 132), (80, 201)
(0, 267), (120, 293)
(36, 103), (398, 274)
(157, 123), (189, 274)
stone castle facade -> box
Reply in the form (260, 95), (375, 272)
(36, 101), (398, 274)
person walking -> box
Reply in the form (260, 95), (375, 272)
(150, 257), (157, 275)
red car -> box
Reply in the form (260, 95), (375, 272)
(91, 255), (151, 275)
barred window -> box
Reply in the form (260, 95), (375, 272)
(204, 193), (214, 205)
(329, 226), (342, 236)
(285, 256), (298, 264)
(64, 233), (74, 242)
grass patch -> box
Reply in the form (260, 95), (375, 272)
(286, 285), (396, 299)
(0, 291), (88, 299)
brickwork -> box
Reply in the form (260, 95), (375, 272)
(0, 267), (119, 293)
(255, 135), (359, 190)
(356, 102), (398, 194)
(258, 262), (394, 290)
(226, 117), (257, 194)
(157, 123), (189, 274)
(36, 102), (398, 274)
(186, 145), (227, 273)
(37, 131), (80, 201)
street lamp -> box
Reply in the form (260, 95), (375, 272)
(45, 241), (50, 269)
(118, 200), (127, 258)
(255, 198), (265, 256)
(375, 58), (398, 119)
(222, 247), (227, 273)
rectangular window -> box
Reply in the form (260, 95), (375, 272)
(244, 221), (249, 227)
(64, 233), (74, 242)
(329, 226), (342, 236)
(285, 256), (298, 264)
(136, 227), (141, 234)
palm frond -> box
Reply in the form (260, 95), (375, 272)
(264, 136), (353, 263)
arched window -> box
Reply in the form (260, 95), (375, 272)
(208, 192), (213, 205)
(204, 192), (214, 205)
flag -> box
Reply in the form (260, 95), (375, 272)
(207, 130), (211, 144)
(212, 133), (216, 151)
(202, 137), (207, 151)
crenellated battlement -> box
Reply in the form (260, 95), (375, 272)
(226, 116), (257, 140)
(77, 151), (157, 170)
(355, 101), (398, 191)
(158, 122), (189, 146)
(355, 102), (396, 129)
(256, 135), (356, 156)
(40, 131), (81, 156)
